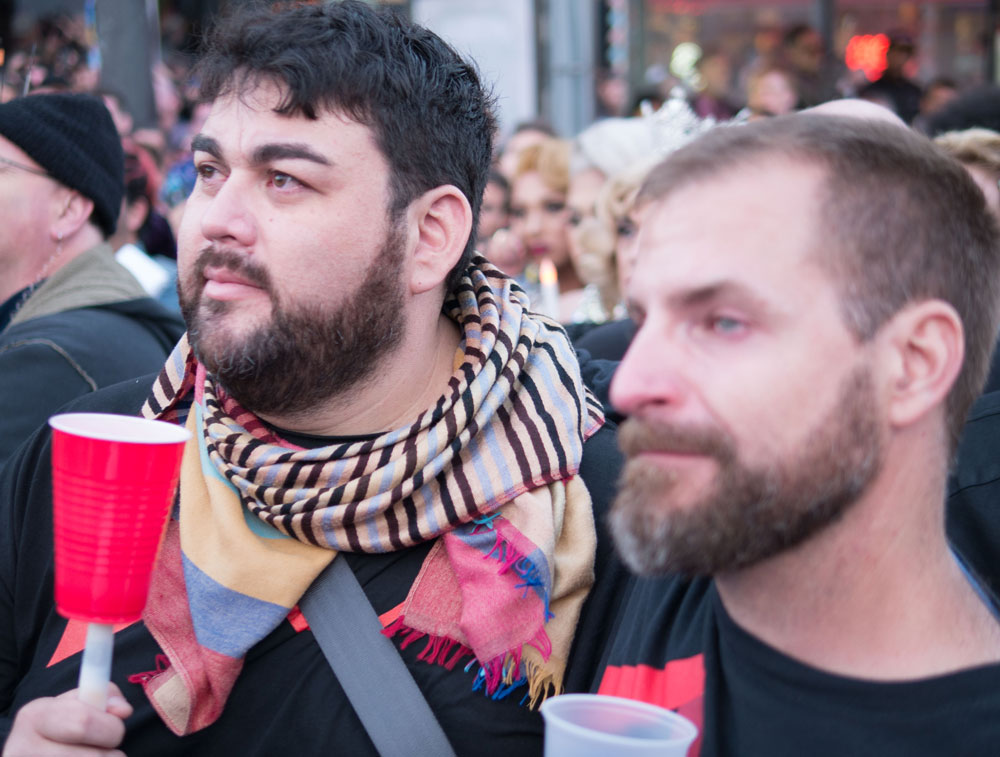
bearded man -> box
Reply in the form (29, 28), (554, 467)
(594, 114), (1000, 755)
(0, 3), (623, 755)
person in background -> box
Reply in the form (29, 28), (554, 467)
(0, 4), (624, 754)
(0, 92), (183, 467)
(110, 150), (180, 311)
(496, 119), (557, 182)
(477, 169), (510, 246)
(935, 128), (1000, 217)
(570, 99), (716, 357)
(596, 113), (1000, 754)
(925, 85), (1000, 137)
(934, 127), (1000, 396)
(858, 31), (923, 125)
(508, 137), (584, 320)
(782, 24), (828, 107)
(690, 48), (737, 121)
(912, 77), (959, 133)
(736, 20), (785, 101)
(740, 65), (799, 120)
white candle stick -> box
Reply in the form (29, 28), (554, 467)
(77, 622), (114, 709)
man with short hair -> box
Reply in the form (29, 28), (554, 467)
(0, 92), (184, 467)
(0, 3), (621, 755)
(594, 114), (1000, 754)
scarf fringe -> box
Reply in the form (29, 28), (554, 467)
(383, 614), (556, 703)
(383, 616), (476, 671)
(523, 657), (563, 710)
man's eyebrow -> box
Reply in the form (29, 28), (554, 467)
(191, 134), (222, 160)
(251, 143), (332, 167)
(669, 281), (775, 314)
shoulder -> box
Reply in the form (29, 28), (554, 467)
(4, 300), (182, 342)
(574, 319), (635, 363)
(0, 373), (155, 494)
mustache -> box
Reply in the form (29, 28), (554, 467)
(618, 416), (735, 460)
(194, 246), (272, 291)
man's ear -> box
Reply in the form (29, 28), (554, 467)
(407, 184), (472, 295)
(50, 187), (96, 241)
(880, 300), (964, 430)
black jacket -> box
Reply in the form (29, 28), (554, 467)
(0, 299), (183, 467)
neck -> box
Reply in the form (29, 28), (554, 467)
(716, 430), (1000, 680)
(0, 227), (102, 303)
(257, 310), (461, 437)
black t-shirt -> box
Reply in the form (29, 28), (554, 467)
(594, 576), (1000, 756)
(0, 373), (628, 756)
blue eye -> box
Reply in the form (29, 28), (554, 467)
(710, 316), (746, 335)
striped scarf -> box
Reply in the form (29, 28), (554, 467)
(133, 258), (604, 735)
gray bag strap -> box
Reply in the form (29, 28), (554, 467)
(299, 556), (457, 757)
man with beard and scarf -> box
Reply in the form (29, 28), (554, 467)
(592, 114), (1000, 755)
(0, 3), (625, 756)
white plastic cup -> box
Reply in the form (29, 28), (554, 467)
(541, 694), (698, 757)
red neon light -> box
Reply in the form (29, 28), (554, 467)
(845, 33), (889, 82)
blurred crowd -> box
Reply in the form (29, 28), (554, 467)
(1, 10), (206, 308)
(3, 9), (1000, 339)
(479, 20), (1000, 355)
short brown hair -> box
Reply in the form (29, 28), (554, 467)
(639, 114), (1000, 453)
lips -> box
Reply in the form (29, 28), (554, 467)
(527, 244), (549, 258)
(202, 265), (260, 288)
(200, 264), (267, 302)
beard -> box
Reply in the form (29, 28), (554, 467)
(178, 223), (407, 417)
(609, 364), (884, 577)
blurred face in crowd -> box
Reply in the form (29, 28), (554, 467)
(478, 178), (509, 243)
(177, 79), (407, 417)
(609, 159), (884, 575)
(0, 136), (64, 301)
(786, 29), (823, 75)
(508, 170), (571, 270)
(748, 69), (798, 117)
(697, 53), (732, 98)
(920, 83), (958, 117)
(566, 167), (607, 270)
(613, 205), (643, 297)
(886, 44), (914, 77)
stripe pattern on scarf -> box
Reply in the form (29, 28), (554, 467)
(136, 256), (603, 734)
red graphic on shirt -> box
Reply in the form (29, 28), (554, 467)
(598, 654), (705, 756)
(47, 619), (136, 667)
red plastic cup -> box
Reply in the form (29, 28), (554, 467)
(49, 413), (190, 624)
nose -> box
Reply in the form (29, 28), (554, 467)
(522, 208), (543, 236)
(197, 173), (257, 250)
(609, 320), (687, 418)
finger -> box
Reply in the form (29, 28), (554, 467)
(104, 685), (133, 720)
(37, 698), (127, 748)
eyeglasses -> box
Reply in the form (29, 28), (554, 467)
(0, 154), (51, 179)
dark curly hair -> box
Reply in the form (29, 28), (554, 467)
(194, 0), (497, 292)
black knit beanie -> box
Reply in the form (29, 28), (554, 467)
(0, 93), (124, 237)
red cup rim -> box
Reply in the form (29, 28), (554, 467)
(49, 413), (190, 445)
